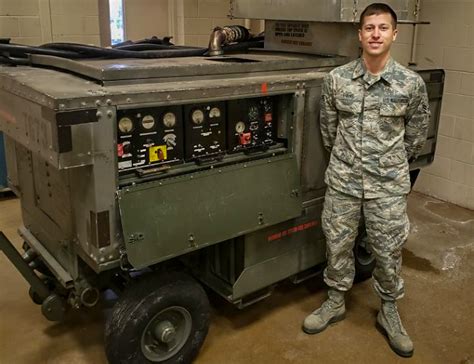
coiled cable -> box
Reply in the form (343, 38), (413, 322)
(0, 32), (264, 66)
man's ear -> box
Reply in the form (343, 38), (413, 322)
(358, 28), (362, 42)
(392, 28), (398, 42)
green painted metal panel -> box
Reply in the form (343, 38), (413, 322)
(118, 155), (302, 268)
(231, 204), (326, 299)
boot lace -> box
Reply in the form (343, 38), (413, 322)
(321, 297), (342, 312)
(384, 303), (403, 333)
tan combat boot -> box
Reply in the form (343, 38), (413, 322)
(376, 300), (414, 357)
(302, 289), (346, 334)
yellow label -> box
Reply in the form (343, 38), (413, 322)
(149, 145), (167, 162)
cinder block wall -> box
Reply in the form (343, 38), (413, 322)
(0, 0), (43, 45)
(178, 0), (245, 47)
(0, 0), (100, 46)
(49, 0), (100, 44)
(411, 0), (474, 210)
(390, 24), (414, 66)
(123, 0), (169, 42)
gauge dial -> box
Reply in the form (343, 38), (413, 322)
(141, 115), (155, 130)
(118, 117), (134, 133)
(209, 107), (221, 118)
(235, 121), (246, 133)
(163, 112), (177, 128)
(191, 109), (205, 125)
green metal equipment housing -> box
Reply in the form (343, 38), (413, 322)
(0, 44), (444, 362)
(0, 49), (445, 302)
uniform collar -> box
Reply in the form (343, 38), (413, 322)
(352, 58), (366, 80)
(352, 57), (395, 84)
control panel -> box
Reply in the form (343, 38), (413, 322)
(117, 106), (184, 171)
(227, 97), (277, 153)
(116, 95), (284, 174)
(184, 101), (226, 160)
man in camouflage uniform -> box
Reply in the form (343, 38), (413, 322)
(302, 3), (430, 358)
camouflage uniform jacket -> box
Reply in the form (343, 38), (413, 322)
(320, 57), (430, 199)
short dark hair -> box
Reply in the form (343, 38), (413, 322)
(359, 3), (398, 29)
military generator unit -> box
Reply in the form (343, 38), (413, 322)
(0, 1), (443, 363)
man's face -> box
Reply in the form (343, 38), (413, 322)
(358, 13), (398, 58)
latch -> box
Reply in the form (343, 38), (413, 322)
(128, 233), (144, 244)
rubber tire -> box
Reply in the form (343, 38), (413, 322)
(354, 228), (376, 283)
(105, 271), (210, 364)
(409, 169), (420, 189)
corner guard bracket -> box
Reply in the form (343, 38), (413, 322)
(18, 226), (73, 288)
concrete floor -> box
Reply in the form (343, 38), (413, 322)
(0, 191), (473, 364)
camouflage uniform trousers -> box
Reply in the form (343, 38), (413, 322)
(322, 186), (410, 301)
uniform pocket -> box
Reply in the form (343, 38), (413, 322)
(332, 146), (355, 165)
(335, 97), (363, 115)
(379, 97), (408, 117)
(379, 153), (407, 167)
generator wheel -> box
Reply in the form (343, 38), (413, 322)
(354, 230), (376, 282)
(105, 271), (210, 364)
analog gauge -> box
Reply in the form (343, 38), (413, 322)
(209, 107), (221, 118)
(141, 115), (155, 130)
(235, 121), (246, 133)
(118, 117), (134, 134)
(163, 112), (176, 128)
(191, 109), (205, 125)
(248, 105), (259, 121)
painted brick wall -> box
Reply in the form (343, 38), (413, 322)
(124, 0), (169, 42)
(0, 0), (42, 45)
(0, 0), (100, 46)
(178, 0), (245, 47)
(49, 0), (100, 45)
(411, 0), (474, 210)
(390, 24), (414, 66)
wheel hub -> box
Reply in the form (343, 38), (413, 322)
(356, 243), (375, 266)
(141, 306), (192, 362)
(154, 321), (176, 344)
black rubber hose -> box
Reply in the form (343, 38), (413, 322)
(222, 40), (264, 52)
(8, 57), (30, 65)
(115, 44), (176, 51)
(0, 37), (262, 63)
(40, 42), (207, 58)
(114, 44), (204, 51)
(0, 43), (85, 58)
(40, 42), (149, 58)
(249, 35), (264, 42)
(112, 36), (173, 48)
(0, 55), (30, 66)
(113, 44), (180, 51)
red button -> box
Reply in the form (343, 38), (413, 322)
(157, 149), (164, 160)
(239, 132), (251, 145)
